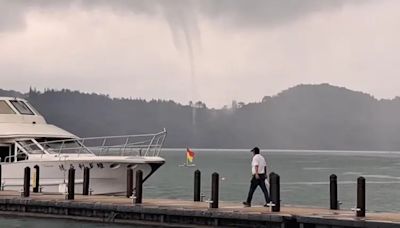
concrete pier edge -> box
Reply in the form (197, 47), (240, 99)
(0, 196), (399, 227)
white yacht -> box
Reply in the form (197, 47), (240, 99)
(0, 97), (166, 194)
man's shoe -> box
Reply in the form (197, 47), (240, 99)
(242, 202), (251, 207)
(263, 204), (270, 207)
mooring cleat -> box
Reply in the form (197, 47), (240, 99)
(351, 207), (361, 215)
(265, 202), (276, 211)
(205, 199), (214, 208)
(337, 201), (342, 210)
(266, 202), (275, 207)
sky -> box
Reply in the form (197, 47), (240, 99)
(1, 0), (400, 108)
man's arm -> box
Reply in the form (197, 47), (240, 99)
(255, 165), (260, 179)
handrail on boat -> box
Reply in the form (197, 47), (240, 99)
(18, 129), (167, 158)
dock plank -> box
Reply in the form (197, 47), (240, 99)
(0, 190), (399, 227)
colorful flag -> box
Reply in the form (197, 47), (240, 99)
(186, 148), (195, 163)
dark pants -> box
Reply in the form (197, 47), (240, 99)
(246, 174), (270, 204)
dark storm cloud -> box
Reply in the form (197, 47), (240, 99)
(0, 1), (69, 31)
(198, 0), (357, 27)
(0, 0), (363, 32)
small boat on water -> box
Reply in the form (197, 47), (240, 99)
(0, 97), (167, 194)
(179, 148), (196, 167)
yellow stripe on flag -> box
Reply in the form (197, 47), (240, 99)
(187, 151), (194, 162)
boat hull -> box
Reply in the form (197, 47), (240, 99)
(1, 159), (164, 195)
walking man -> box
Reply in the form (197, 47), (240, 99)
(243, 147), (270, 207)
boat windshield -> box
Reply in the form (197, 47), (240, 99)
(10, 100), (34, 115)
(17, 140), (43, 154)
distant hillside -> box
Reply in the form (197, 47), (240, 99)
(2, 84), (400, 151)
(0, 89), (26, 98)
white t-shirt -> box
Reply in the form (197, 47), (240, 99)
(251, 154), (267, 175)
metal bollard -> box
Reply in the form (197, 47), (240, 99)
(126, 169), (133, 198)
(23, 167), (30, 197)
(82, 167), (90, 195)
(330, 174), (338, 210)
(356, 177), (366, 217)
(67, 168), (75, 200)
(135, 170), (143, 204)
(194, 170), (201, 201)
(210, 172), (219, 208)
(270, 172), (280, 212)
(33, 165), (40, 193)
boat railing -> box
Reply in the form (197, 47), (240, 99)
(4, 156), (12, 163)
(20, 129), (167, 157)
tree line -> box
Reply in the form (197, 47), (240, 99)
(2, 84), (400, 151)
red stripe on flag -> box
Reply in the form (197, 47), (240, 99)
(186, 148), (195, 158)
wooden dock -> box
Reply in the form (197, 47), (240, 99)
(0, 190), (399, 227)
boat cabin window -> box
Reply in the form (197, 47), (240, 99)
(0, 145), (12, 162)
(0, 101), (16, 114)
(10, 100), (34, 115)
(17, 152), (28, 161)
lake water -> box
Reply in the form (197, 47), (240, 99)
(2, 149), (400, 226)
(146, 149), (400, 212)
(0, 215), (132, 227)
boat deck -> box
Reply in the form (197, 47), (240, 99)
(0, 190), (399, 227)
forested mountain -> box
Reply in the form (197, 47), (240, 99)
(2, 84), (400, 151)
(0, 89), (25, 98)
